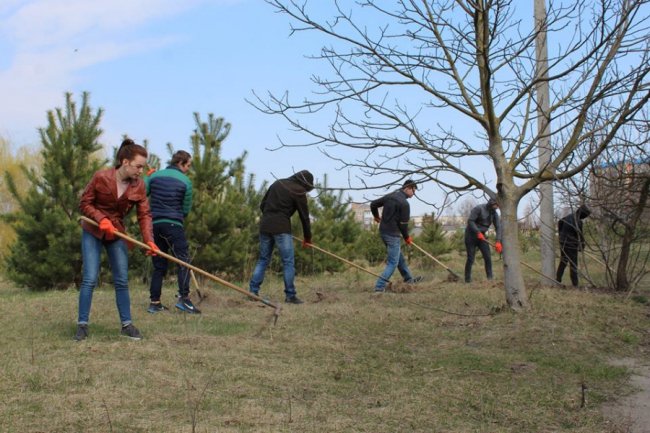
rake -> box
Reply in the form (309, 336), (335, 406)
(410, 241), (461, 282)
(79, 216), (282, 324)
(292, 236), (391, 287)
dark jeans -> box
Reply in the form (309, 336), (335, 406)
(557, 242), (579, 286)
(150, 222), (191, 301)
(464, 231), (492, 283)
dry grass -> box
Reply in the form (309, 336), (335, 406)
(0, 252), (648, 432)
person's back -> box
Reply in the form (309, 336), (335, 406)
(147, 166), (192, 224)
(372, 189), (410, 238)
(259, 170), (313, 239)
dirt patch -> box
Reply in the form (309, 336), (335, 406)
(602, 358), (650, 433)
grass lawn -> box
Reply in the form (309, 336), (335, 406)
(0, 251), (648, 432)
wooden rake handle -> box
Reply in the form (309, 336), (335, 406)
(482, 238), (559, 285)
(292, 236), (388, 282)
(410, 241), (461, 279)
(79, 216), (281, 320)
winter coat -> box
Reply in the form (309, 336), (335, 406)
(146, 165), (193, 225)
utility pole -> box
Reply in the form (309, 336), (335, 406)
(535, 0), (556, 283)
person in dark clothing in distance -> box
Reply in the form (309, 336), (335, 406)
(248, 170), (314, 304)
(370, 179), (422, 292)
(145, 150), (199, 314)
(556, 204), (591, 287)
(464, 198), (502, 283)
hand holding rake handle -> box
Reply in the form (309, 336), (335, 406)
(79, 216), (281, 323)
(292, 236), (390, 283)
(482, 237), (560, 285)
(410, 241), (461, 282)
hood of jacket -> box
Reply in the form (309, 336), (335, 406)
(288, 170), (314, 192)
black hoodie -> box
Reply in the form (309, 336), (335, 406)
(258, 170), (313, 239)
(558, 205), (591, 249)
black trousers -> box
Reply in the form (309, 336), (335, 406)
(150, 222), (191, 301)
(464, 232), (492, 283)
(556, 242), (579, 287)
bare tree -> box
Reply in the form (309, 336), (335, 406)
(254, 0), (650, 310)
(559, 117), (650, 291)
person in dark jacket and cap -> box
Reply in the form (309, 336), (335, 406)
(370, 179), (422, 292)
(556, 204), (591, 287)
(464, 197), (502, 283)
(248, 170), (314, 304)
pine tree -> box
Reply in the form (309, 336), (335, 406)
(3, 92), (105, 289)
(185, 113), (266, 281)
(417, 213), (451, 256)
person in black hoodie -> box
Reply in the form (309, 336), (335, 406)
(370, 179), (422, 292)
(556, 204), (591, 287)
(248, 170), (314, 304)
(464, 198), (502, 283)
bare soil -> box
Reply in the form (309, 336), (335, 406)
(603, 358), (650, 433)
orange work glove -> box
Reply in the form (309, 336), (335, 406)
(146, 168), (156, 176)
(477, 232), (486, 241)
(495, 241), (503, 254)
(405, 236), (413, 245)
(302, 237), (312, 248)
(145, 241), (160, 256)
(98, 218), (116, 240)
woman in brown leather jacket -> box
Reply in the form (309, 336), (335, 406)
(74, 139), (159, 341)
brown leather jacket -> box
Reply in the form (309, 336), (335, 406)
(79, 168), (154, 243)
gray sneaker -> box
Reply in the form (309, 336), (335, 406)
(120, 324), (143, 340)
(74, 324), (89, 341)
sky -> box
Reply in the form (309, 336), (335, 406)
(0, 0), (517, 216)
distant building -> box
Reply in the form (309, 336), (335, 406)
(350, 202), (374, 229)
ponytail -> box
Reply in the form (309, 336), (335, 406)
(115, 138), (148, 168)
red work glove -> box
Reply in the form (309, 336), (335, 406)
(477, 232), (485, 241)
(145, 241), (160, 256)
(495, 241), (503, 254)
(374, 216), (381, 224)
(405, 236), (413, 245)
(146, 168), (156, 176)
(98, 218), (116, 240)
(302, 238), (312, 248)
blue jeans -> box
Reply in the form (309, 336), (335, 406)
(375, 233), (413, 290)
(249, 233), (296, 297)
(150, 222), (191, 301)
(77, 230), (132, 326)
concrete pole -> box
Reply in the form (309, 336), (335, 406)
(535, 0), (556, 283)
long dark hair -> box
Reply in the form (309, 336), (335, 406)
(115, 138), (148, 168)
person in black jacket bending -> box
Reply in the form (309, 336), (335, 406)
(556, 205), (591, 287)
(248, 170), (314, 304)
(464, 198), (502, 283)
(370, 180), (422, 292)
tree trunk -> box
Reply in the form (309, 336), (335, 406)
(499, 196), (529, 310)
(615, 227), (632, 291)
